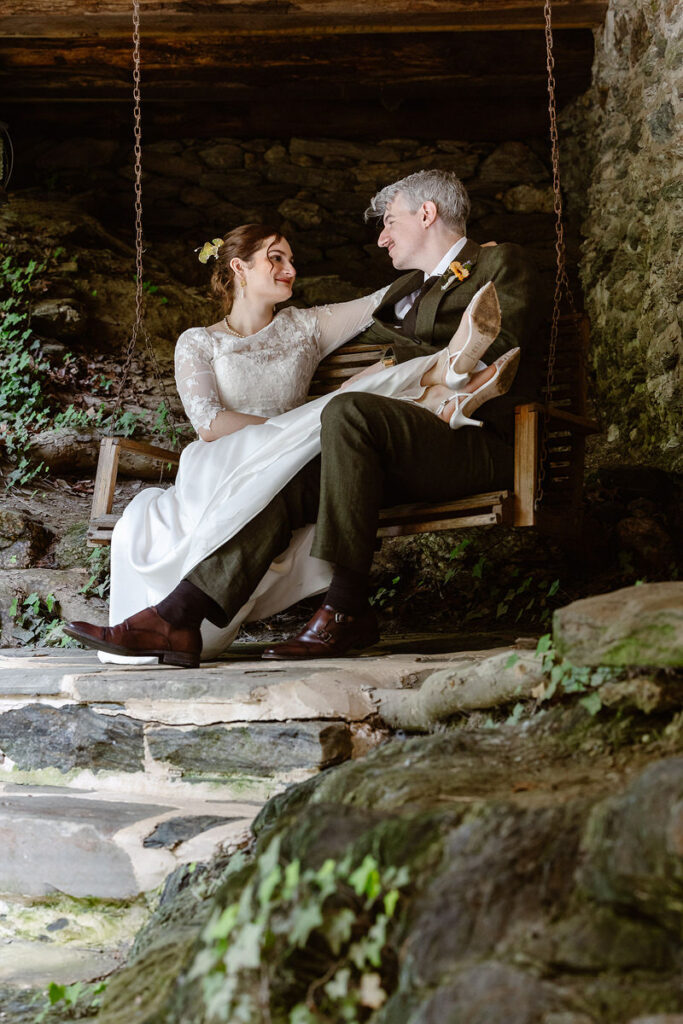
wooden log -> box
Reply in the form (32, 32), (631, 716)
(374, 649), (546, 730)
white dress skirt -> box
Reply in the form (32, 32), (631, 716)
(102, 290), (467, 661)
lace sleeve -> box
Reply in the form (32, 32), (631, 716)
(174, 328), (225, 433)
(313, 287), (390, 359)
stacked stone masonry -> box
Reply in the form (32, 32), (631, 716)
(19, 135), (565, 303)
(562, 0), (682, 472)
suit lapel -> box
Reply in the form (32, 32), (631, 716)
(372, 270), (423, 327)
(416, 239), (482, 344)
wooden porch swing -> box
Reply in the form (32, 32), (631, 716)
(87, 0), (598, 548)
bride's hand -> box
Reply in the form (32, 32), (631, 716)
(340, 359), (385, 390)
(199, 409), (267, 441)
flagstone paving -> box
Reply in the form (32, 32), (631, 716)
(0, 634), (520, 991)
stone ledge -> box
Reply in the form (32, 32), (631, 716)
(0, 784), (258, 900)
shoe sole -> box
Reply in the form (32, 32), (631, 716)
(447, 284), (501, 377)
(261, 628), (380, 661)
(62, 624), (200, 669)
(461, 349), (520, 419)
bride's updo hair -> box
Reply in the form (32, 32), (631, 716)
(211, 224), (283, 313)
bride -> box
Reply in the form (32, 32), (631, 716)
(69, 224), (517, 662)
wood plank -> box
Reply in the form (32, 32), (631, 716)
(513, 404), (538, 526)
(378, 510), (502, 536)
(90, 437), (120, 519)
(0, 2), (609, 38)
(524, 404), (598, 433)
(379, 490), (509, 521)
(113, 437), (180, 464)
(89, 514), (119, 528)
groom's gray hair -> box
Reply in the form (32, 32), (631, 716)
(365, 169), (470, 234)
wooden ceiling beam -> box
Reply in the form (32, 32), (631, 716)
(0, 30), (593, 75)
(0, 1), (609, 38)
(1, 72), (590, 103)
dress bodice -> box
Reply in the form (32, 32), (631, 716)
(175, 290), (388, 433)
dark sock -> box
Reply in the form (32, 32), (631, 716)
(156, 579), (229, 630)
(325, 565), (370, 616)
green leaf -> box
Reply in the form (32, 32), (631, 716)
(506, 701), (525, 725)
(579, 692), (602, 717)
(349, 854), (381, 902)
(535, 633), (553, 655)
(225, 920), (263, 971)
(289, 901), (324, 948)
(324, 966), (351, 1000)
(547, 578), (560, 597)
(257, 863), (282, 908)
(282, 858), (300, 899)
(385, 864), (410, 888)
(472, 556), (486, 579)
(48, 983), (66, 1005)
(315, 857), (339, 898)
(64, 982), (83, 1006)
(384, 888), (400, 917)
(321, 907), (356, 955)
(205, 903), (239, 941)
(505, 653), (519, 669)
(257, 835), (282, 881)
(289, 1003), (319, 1024)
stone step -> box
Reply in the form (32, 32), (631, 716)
(0, 781), (260, 900)
(0, 647), (460, 796)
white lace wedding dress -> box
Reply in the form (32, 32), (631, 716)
(104, 290), (443, 661)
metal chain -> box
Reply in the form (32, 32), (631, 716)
(535, 0), (576, 509)
(108, 0), (179, 441)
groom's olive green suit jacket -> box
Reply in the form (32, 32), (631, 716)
(355, 239), (544, 445)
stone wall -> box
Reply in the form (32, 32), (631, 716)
(562, 0), (682, 472)
(18, 135), (565, 305)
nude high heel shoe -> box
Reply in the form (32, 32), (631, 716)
(437, 347), (521, 429)
(443, 281), (502, 387)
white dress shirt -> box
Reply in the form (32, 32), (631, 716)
(394, 237), (468, 321)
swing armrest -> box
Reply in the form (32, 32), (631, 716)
(107, 437), (181, 464)
(90, 436), (180, 524)
(519, 402), (599, 434)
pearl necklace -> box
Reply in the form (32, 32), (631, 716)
(223, 317), (246, 338)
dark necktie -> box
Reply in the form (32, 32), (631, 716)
(399, 275), (438, 340)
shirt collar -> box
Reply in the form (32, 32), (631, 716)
(426, 237), (468, 281)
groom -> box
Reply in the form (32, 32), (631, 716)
(66, 169), (542, 665)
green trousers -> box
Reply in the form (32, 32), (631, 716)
(186, 393), (513, 625)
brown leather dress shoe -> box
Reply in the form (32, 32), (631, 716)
(261, 604), (379, 660)
(63, 606), (202, 668)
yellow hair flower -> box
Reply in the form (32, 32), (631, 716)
(195, 238), (225, 264)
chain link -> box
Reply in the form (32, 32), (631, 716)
(109, 0), (179, 441)
(535, 0), (576, 510)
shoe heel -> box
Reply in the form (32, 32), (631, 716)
(160, 651), (199, 669)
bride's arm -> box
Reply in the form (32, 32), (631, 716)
(314, 286), (391, 360)
(175, 329), (266, 442)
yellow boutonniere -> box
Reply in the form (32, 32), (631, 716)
(449, 260), (470, 281)
(441, 259), (473, 290)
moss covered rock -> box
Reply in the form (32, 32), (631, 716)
(554, 582), (683, 668)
